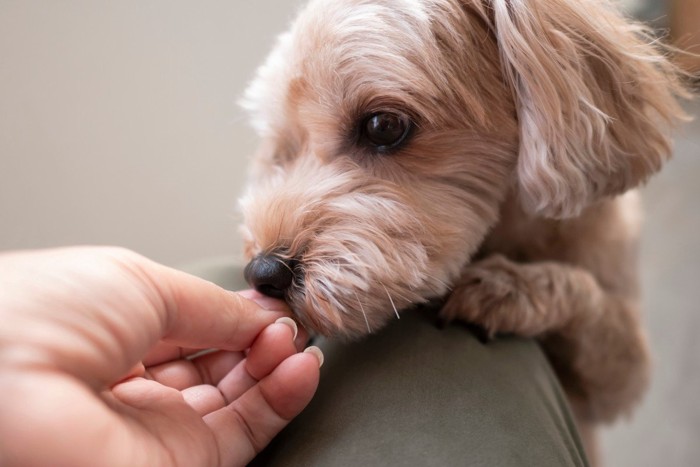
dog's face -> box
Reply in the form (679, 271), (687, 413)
(240, 0), (684, 337)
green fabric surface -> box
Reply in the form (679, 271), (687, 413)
(183, 260), (588, 467)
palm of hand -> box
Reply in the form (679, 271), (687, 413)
(0, 248), (319, 467)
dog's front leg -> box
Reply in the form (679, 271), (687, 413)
(441, 254), (650, 424)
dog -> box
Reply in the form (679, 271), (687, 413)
(238, 0), (688, 461)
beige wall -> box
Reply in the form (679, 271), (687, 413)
(0, 1), (301, 266)
(1, 1), (694, 268)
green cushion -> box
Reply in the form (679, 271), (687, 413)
(183, 260), (588, 467)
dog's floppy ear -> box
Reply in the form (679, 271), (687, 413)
(488, 0), (687, 218)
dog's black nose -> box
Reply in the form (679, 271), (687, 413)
(244, 254), (294, 299)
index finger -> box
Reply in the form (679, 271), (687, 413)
(141, 290), (294, 367)
(0, 247), (293, 392)
(141, 260), (291, 352)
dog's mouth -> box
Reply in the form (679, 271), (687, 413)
(243, 252), (332, 333)
(242, 251), (399, 337)
(238, 159), (466, 338)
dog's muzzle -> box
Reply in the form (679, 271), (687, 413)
(244, 253), (294, 299)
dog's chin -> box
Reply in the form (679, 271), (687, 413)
(286, 298), (398, 340)
(284, 279), (430, 340)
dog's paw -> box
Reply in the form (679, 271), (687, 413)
(440, 255), (548, 337)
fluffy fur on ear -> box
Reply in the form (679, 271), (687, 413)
(485, 0), (688, 218)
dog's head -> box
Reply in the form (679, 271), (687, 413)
(239, 0), (686, 337)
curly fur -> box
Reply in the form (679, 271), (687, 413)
(239, 0), (689, 462)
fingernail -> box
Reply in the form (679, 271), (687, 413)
(304, 345), (324, 368)
(275, 317), (298, 340)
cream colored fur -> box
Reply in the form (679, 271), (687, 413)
(239, 0), (689, 462)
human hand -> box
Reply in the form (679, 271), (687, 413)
(0, 247), (322, 467)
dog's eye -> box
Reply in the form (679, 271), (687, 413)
(362, 112), (412, 151)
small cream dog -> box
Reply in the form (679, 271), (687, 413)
(239, 0), (688, 459)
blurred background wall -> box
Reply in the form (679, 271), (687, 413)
(0, 1), (697, 267)
(0, 1), (305, 267)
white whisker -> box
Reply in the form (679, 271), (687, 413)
(382, 285), (411, 306)
(272, 256), (295, 275)
(424, 274), (450, 290)
(354, 291), (371, 333)
(382, 284), (400, 320)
